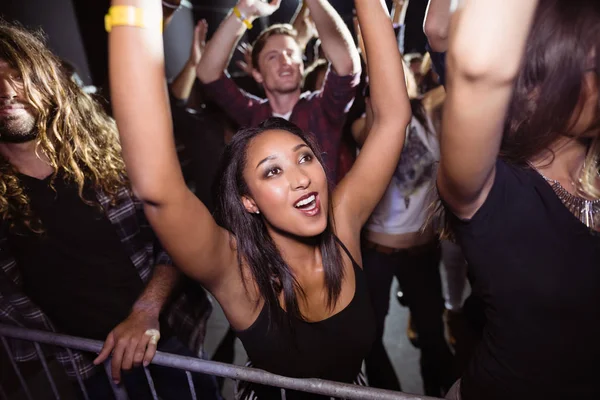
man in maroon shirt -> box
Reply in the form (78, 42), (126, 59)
(197, 0), (360, 182)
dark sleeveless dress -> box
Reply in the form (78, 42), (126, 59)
(235, 240), (376, 400)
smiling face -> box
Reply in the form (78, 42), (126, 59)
(241, 129), (328, 238)
(252, 34), (304, 96)
(0, 59), (37, 143)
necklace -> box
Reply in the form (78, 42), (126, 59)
(531, 166), (600, 230)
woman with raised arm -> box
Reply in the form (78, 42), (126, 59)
(439, 0), (600, 399)
(107, 0), (409, 398)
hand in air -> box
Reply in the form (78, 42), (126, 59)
(298, 8), (317, 41)
(190, 19), (208, 66)
(237, 0), (282, 19)
(93, 310), (160, 384)
(236, 42), (254, 76)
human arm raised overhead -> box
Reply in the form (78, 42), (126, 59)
(304, 0), (360, 77)
(437, 0), (538, 219)
(333, 0), (411, 239)
(196, 0), (281, 84)
(107, 0), (237, 291)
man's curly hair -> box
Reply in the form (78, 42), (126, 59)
(0, 20), (128, 232)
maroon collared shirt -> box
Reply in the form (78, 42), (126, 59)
(202, 65), (360, 183)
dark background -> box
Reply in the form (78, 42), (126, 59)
(0, 0), (427, 90)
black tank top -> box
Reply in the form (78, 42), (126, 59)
(448, 161), (600, 400)
(235, 239), (376, 400)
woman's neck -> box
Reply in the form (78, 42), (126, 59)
(267, 226), (322, 274)
(529, 137), (589, 194)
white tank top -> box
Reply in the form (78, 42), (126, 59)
(365, 116), (439, 235)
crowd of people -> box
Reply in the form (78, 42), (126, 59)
(0, 0), (599, 399)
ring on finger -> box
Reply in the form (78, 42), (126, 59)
(144, 329), (161, 346)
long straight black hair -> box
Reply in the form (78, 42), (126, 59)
(213, 117), (345, 323)
(500, 0), (600, 170)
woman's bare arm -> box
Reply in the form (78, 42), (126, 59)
(424, 0), (451, 52)
(333, 0), (410, 237)
(108, 0), (235, 288)
(438, 0), (538, 219)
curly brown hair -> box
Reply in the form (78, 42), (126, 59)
(0, 20), (128, 232)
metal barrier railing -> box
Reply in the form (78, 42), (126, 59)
(0, 324), (441, 400)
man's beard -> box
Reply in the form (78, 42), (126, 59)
(0, 114), (37, 143)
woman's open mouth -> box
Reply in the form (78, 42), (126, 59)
(293, 193), (320, 217)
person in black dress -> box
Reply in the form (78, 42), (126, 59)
(106, 0), (411, 398)
(439, 0), (600, 399)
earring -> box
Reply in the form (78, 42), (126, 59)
(255, 210), (260, 215)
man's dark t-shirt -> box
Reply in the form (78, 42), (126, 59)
(8, 175), (144, 340)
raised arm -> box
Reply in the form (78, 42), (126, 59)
(108, 0), (235, 288)
(424, 0), (450, 53)
(196, 0), (281, 84)
(392, 0), (409, 25)
(333, 0), (410, 232)
(170, 19), (207, 102)
(291, 1), (316, 52)
(438, 0), (538, 219)
(305, 0), (360, 76)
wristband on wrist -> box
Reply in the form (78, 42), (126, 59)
(233, 6), (253, 30)
(105, 5), (163, 33)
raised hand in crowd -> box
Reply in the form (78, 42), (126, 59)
(190, 19), (208, 67)
(292, 1), (318, 52)
(170, 19), (208, 101)
(196, 0), (281, 84)
(236, 0), (282, 19)
(235, 41), (253, 76)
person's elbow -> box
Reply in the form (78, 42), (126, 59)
(424, 17), (449, 53)
(448, 44), (520, 85)
(129, 172), (179, 208)
(332, 46), (361, 76)
(374, 105), (411, 133)
(131, 183), (167, 208)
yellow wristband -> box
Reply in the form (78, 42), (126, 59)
(233, 6), (253, 30)
(105, 5), (163, 33)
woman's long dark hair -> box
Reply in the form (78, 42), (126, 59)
(435, 0), (600, 237)
(434, 0), (600, 239)
(213, 118), (344, 323)
(500, 0), (600, 171)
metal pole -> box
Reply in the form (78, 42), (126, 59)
(64, 347), (89, 400)
(33, 342), (61, 399)
(143, 367), (159, 400)
(0, 336), (33, 400)
(185, 371), (197, 400)
(0, 324), (441, 400)
(103, 360), (129, 400)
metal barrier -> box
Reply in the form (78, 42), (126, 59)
(0, 324), (441, 400)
